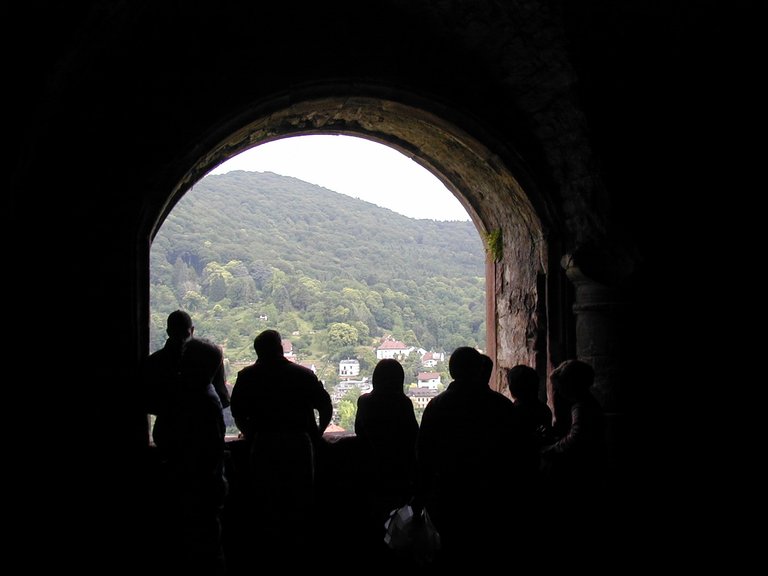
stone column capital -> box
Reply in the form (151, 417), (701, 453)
(560, 246), (634, 288)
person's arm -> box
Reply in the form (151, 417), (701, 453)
(545, 402), (592, 455)
(212, 358), (230, 409)
(314, 381), (333, 435)
(353, 395), (368, 437)
(229, 372), (251, 438)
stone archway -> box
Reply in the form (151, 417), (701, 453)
(150, 95), (555, 393)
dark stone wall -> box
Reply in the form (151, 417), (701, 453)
(10, 0), (749, 569)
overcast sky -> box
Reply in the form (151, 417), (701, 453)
(208, 134), (470, 221)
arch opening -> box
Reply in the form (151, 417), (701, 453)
(143, 94), (557, 400)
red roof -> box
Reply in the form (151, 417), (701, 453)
(378, 339), (408, 350)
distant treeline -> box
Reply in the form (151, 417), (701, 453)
(150, 170), (486, 384)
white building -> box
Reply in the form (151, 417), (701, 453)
(417, 371), (441, 390)
(376, 337), (410, 359)
(407, 386), (439, 409)
(281, 339), (297, 362)
(339, 358), (360, 377)
(421, 351), (445, 368)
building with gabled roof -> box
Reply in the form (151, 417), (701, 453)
(407, 386), (439, 409)
(417, 372), (441, 389)
(376, 336), (410, 359)
(421, 351), (445, 368)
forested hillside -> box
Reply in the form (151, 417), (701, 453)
(150, 170), (486, 384)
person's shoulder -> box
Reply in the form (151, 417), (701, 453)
(425, 389), (448, 406)
(236, 363), (257, 377)
(184, 338), (223, 367)
(190, 336), (222, 353)
(286, 361), (319, 378)
(387, 391), (414, 406)
(145, 348), (163, 362)
(488, 388), (517, 412)
(144, 346), (171, 369)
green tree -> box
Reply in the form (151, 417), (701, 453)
(289, 275), (322, 311)
(328, 304), (352, 324)
(401, 352), (423, 386)
(355, 346), (377, 373)
(182, 290), (207, 311)
(338, 387), (361, 430)
(277, 312), (300, 336)
(352, 320), (371, 342)
(149, 312), (168, 352)
(227, 275), (258, 306)
(151, 284), (180, 315)
(172, 256), (199, 300)
(202, 261), (233, 302)
(327, 322), (359, 357)
(338, 399), (357, 431)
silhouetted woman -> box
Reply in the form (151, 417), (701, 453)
(506, 364), (553, 445)
(541, 358), (607, 541)
(355, 358), (419, 532)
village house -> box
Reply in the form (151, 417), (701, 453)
(281, 339), (296, 362)
(376, 337), (410, 360)
(420, 351), (445, 368)
(417, 371), (441, 390)
(407, 386), (439, 410)
(338, 358), (360, 378)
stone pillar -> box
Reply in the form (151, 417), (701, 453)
(560, 252), (635, 494)
(560, 253), (629, 415)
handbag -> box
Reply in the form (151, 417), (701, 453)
(383, 503), (441, 565)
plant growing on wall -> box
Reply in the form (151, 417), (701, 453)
(484, 228), (503, 262)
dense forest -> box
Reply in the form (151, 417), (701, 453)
(150, 170), (487, 387)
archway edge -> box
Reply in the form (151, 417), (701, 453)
(173, 95), (542, 238)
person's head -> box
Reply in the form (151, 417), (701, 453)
(372, 358), (405, 394)
(253, 329), (284, 360)
(449, 346), (482, 381)
(550, 359), (594, 402)
(166, 310), (194, 341)
(506, 364), (539, 403)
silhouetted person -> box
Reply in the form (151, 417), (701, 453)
(355, 359), (419, 555)
(415, 347), (536, 567)
(541, 359), (607, 545)
(143, 310), (230, 575)
(505, 364), (553, 536)
(506, 364), (553, 445)
(229, 328), (332, 565)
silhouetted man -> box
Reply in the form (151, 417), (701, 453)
(143, 309), (230, 575)
(230, 329), (332, 565)
(415, 347), (536, 568)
